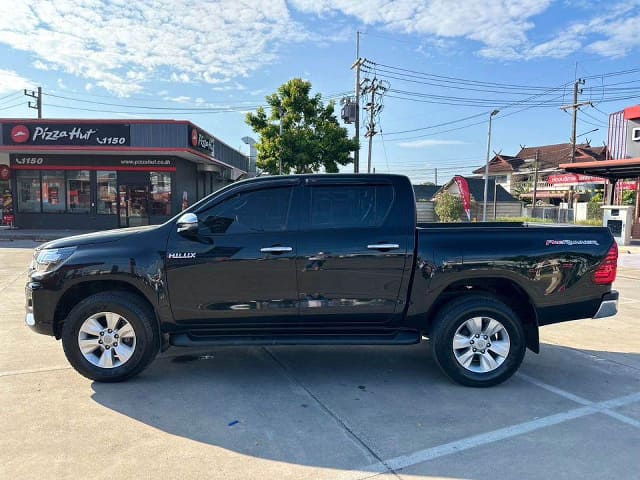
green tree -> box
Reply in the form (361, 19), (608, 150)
(245, 78), (358, 175)
(622, 189), (636, 206)
(434, 191), (464, 222)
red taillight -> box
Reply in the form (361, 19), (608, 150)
(593, 242), (618, 284)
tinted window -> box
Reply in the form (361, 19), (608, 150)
(200, 187), (293, 235)
(310, 185), (393, 229)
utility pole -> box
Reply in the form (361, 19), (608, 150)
(532, 148), (540, 208)
(361, 77), (388, 174)
(24, 87), (42, 118)
(351, 31), (362, 173)
(434, 168), (438, 185)
(482, 109), (500, 222)
(278, 106), (284, 175)
(561, 78), (591, 210)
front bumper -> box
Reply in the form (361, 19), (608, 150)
(25, 281), (56, 336)
(593, 291), (618, 319)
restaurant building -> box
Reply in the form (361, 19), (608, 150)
(0, 119), (248, 229)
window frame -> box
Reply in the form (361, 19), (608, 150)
(197, 184), (296, 236)
(15, 170), (42, 213)
(66, 170), (92, 214)
(301, 182), (395, 231)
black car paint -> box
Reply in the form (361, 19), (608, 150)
(26, 174), (616, 352)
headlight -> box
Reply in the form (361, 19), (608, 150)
(31, 247), (77, 273)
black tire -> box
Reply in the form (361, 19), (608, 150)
(430, 295), (526, 387)
(61, 291), (160, 382)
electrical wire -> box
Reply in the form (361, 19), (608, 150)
(363, 60), (557, 90)
(42, 90), (351, 113)
(0, 101), (26, 111)
(0, 91), (22, 105)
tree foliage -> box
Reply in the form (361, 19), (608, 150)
(245, 78), (357, 175)
(434, 191), (464, 222)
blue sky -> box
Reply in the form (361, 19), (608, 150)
(0, 0), (639, 183)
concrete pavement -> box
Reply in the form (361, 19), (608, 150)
(1, 243), (639, 480)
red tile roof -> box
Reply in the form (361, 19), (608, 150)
(472, 143), (608, 174)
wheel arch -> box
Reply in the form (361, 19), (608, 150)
(425, 277), (539, 353)
(53, 279), (160, 339)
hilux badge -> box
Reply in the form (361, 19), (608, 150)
(167, 252), (196, 259)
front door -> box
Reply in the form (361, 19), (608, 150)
(165, 183), (300, 327)
(296, 179), (410, 325)
(118, 184), (149, 228)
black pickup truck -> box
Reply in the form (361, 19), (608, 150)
(25, 174), (619, 386)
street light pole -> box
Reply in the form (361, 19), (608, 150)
(483, 109), (500, 222)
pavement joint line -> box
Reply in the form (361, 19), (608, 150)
(619, 296), (640, 303)
(0, 271), (26, 293)
(261, 346), (401, 479)
(517, 373), (640, 429)
(0, 365), (72, 377)
(351, 391), (640, 479)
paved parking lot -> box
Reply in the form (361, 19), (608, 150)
(1, 241), (639, 480)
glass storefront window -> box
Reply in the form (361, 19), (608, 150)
(149, 171), (171, 216)
(16, 171), (41, 213)
(97, 171), (117, 214)
(67, 170), (91, 214)
(42, 171), (66, 213)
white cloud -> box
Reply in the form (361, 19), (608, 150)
(398, 139), (466, 148)
(0, 1), (306, 97)
(163, 95), (192, 104)
(586, 14), (640, 58)
(0, 68), (33, 93)
(291, 0), (640, 60)
(495, 2), (640, 59)
(290, 0), (552, 57)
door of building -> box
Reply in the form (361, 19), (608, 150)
(118, 184), (149, 228)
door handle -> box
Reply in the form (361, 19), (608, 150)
(367, 243), (400, 250)
(260, 246), (293, 254)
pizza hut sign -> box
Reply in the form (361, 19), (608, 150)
(2, 123), (130, 146)
(189, 127), (215, 155)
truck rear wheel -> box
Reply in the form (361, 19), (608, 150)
(61, 292), (160, 382)
(430, 295), (526, 387)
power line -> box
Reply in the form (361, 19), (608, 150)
(580, 109), (608, 126)
(364, 60), (557, 90)
(383, 112), (489, 136)
(43, 92), (264, 112)
(43, 90), (351, 112)
(0, 91), (22, 104)
(0, 101), (26, 112)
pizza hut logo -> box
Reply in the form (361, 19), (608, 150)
(11, 125), (30, 143)
(191, 128), (198, 147)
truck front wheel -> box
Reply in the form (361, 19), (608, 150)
(430, 295), (526, 387)
(61, 292), (160, 382)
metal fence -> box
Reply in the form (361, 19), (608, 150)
(524, 206), (575, 223)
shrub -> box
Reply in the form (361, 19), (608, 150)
(587, 199), (603, 221)
(435, 191), (464, 222)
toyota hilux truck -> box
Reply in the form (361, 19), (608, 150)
(25, 174), (619, 387)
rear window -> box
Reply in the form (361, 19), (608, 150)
(309, 184), (394, 229)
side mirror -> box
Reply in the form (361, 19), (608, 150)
(176, 213), (199, 235)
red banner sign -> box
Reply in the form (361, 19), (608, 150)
(453, 175), (472, 221)
(547, 173), (607, 185)
(617, 181), (638, 191)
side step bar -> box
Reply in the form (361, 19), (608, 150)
(170, 330), (421, 347)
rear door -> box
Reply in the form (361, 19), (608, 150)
(296, 176), (412, 325)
